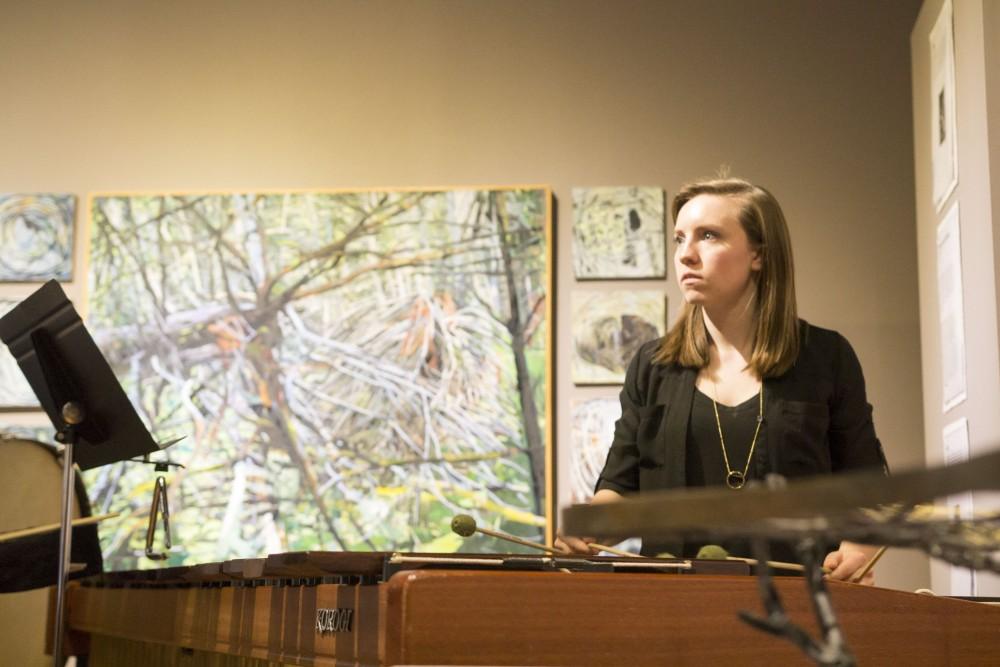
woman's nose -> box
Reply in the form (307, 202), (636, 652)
(677, 240), (698, 265)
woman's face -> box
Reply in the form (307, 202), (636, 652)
(673, 194), (761, 311)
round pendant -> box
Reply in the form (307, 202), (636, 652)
(726, 471), (745, 489)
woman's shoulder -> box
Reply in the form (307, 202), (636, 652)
(635, 337), (664, 362)
(622, 337), (693, 406)
(798, 319), (851, 353)
(632, 337), (692, 373)
(625, 337), (690, 384)
(794, 320), (863, 380)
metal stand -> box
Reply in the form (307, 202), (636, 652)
(52, 402), (84, 667)
(739, 537), (855, 667)
(0, 282), (165, 665)
(145, 475), (172, 560)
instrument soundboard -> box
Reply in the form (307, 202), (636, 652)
(66, 551), (1000, 666)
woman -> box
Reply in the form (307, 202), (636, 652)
(556, 177), (887, 585)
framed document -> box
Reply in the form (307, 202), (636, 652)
(930, 0), (958, 212)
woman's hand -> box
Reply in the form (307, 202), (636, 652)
(553, 534), (596, 555)
(555, 488), (624, 555)
(823, 541), (881, 586)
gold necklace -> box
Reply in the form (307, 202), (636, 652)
(710, 381), (764, 490)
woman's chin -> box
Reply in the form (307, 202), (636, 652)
(680, 291), (706, 306)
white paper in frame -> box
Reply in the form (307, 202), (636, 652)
(936, 202), (966, 413)
(930, 0), (958, 212)
(941, 417), (975, 596)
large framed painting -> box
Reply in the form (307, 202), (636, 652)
(84, 188), (553, 569)
(572, 186), (665, 279)
(571, 289), (666, 385)
(0, 193), (75, 281)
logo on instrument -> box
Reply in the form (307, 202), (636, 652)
(316, 608), (354, 634)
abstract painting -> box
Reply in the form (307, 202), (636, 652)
(0, 299), (41, 409)
(568, 398), (620, 504)
(572, 186), (665, 279)
(0, 194), (75, 281)
(572, 289), (666, 384)
(85, 188), (553, 569)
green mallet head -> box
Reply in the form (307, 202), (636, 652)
(451, 514), (477, 537)
(695, 544), (730, 560)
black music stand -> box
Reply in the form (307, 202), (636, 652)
(0, 280), (160, 667)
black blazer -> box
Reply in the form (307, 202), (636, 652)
(594, 321), (888, 557)
(596, 321), (888, 498)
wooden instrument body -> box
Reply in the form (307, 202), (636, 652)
(66, 552), (1000, 666)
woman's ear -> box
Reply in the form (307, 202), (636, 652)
(751, 247), (763, 271)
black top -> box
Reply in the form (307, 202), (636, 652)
(682, 390), (775, 561)
(686, 389), (762, 489)
(594, 320), (888, 558)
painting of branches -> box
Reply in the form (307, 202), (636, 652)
(0, 193), (75, 281)
(83, 188), (551, 569)
(572, 186), (665, 279)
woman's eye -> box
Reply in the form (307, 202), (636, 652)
(673, 235), (684, 245)
(702, 230), (718, 240)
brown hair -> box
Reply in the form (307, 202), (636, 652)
(653, 177), (799, 377)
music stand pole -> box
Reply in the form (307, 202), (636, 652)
(52, 402), (84, 667)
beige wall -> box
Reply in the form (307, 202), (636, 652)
(0, 1), (926, 589)
(912, 0), (1000, 596)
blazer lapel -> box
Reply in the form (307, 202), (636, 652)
(661, 366), (696, 489)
